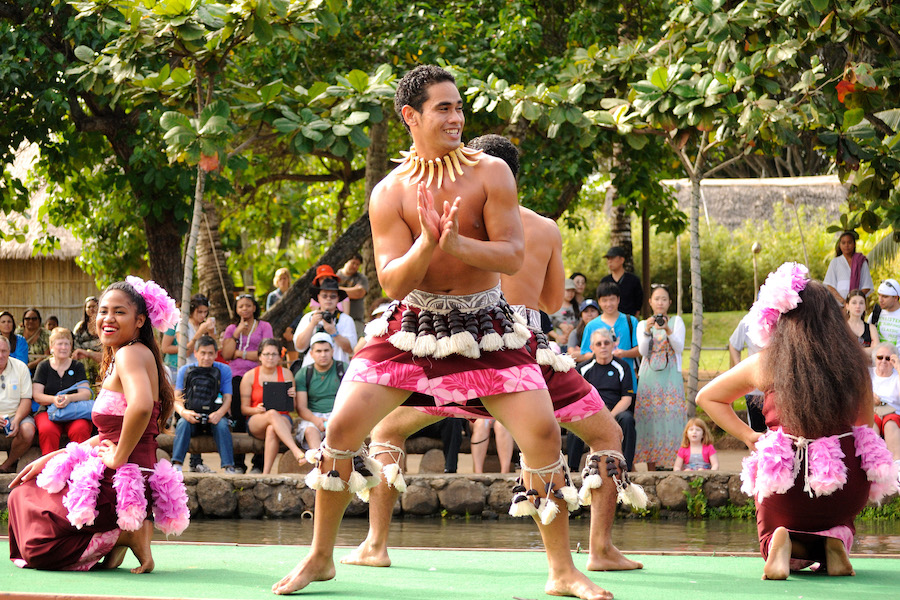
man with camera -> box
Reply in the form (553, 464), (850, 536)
(292, 265), (358, 368)
(172, 335), (235, 474)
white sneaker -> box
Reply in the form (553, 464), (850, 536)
(173, 463), (183, 472)
(223, 466), (236, 474)
(192, 464), (213, 473)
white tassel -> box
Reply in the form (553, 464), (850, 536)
(388, 330), (416, 352)
(503, 332), (527, 350)
(578, 484), (593, 507)
(479, 331), (504, 352)
(434, 336), (453, 358)
(304, 468), (323, 490)
(538, 497), (560, 525)
(412, 333), (438, 357)
(449, 331), (480, 359)
(536, 347), (557, 367)
(305, 449), (319, 464)
(578, 474), (603, 506)
(560, 485), (580, 512)
(382, 463), (407, 492)
(363, 456), (383, 488)
(508, 495), (538, 518)
(364, 318), (389, 338)
(512, 321), (531, 342)
(552, 353), (575, 373)
(356, 487), (371, 502)
(618, 482), (649, 510)
(348, 471), (367, 494)
(321, 473), (346, 492)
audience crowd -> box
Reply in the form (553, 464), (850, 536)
(3, 242), (899, 481)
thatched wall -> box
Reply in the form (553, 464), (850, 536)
(0, 258), (101, 329)
(662, 175), (848, 231)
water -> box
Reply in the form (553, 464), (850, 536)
(145, 517), (900, 555)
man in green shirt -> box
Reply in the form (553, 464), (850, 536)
(294, 332), (347, 451)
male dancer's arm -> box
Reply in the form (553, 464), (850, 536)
(437, 158), (524, 275)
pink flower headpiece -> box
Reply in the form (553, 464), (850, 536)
(747, 262), (809, 347)
(125, 276), (179, 332)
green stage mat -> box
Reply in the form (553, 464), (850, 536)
(1, 542), (897, 600)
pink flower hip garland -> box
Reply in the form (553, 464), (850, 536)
(36, 442), (190, 535)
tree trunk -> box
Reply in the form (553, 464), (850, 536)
(687, 175), (703, 405)
(197, 197), (237, 326)
(177, 167), (207, 367)
(609, 202), (635, 272)
(143, 215), (184, 302)
(361, 117), (389, 314)
(264, 213), (372, 337)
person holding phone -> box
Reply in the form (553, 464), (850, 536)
(240, 338), (306, 474)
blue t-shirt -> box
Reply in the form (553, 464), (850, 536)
(9, 334), (28, 365)
(580, 313), (639, 382)
(175, 362), (233, 396)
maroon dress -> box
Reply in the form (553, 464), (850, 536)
(8, 390), (160, 570)
(756, 394), (870, 563)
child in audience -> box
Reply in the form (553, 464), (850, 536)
(673, 418), (718, 471)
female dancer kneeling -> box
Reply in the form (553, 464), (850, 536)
(7, 278), (189, 572)
(697, 263), (897, 580)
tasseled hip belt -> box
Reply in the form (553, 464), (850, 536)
(364, 284), (532, 359)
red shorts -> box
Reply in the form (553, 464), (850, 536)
(875, 412), (900, 434)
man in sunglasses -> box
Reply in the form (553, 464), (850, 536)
(0, 336), (36, 473)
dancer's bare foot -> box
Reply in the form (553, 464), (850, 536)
(340, 541), (392, 567)
(586, 545), (642, 571)
(100, 546), (127, 569)
(762, 527), (791, 581)
(824, 537), (855, 576)
(272, 554), (336, 595)
(117, 520), (155, 574)
(546, 567), (613, 600)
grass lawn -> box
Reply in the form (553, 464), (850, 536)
(678, 310), (745, 378)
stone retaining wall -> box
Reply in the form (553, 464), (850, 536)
(2, 471), (893, 520)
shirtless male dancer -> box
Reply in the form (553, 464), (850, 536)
(273, 66), (610, 600)
(341, 134), (643, 574)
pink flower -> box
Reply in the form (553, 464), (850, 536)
(807, 436), (847, 497)
(37, 442), (89, 494)
(149, 459), (190, 536)
(113, 463), (148, 531)
(753, 428), (797, 500)
(125, 276), (179, 332)
(746, 262), (809, 348)
(740, 453), (759, 497)
(63, 454), (106, 529)
(853, 426), (899, 502)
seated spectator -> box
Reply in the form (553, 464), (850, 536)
(578, 328), (636, 470)
(871, 343), (900, 469)
(172, 335), (235, 474)
(45, 315), (59, 331)
(32, 328), (92, 455)
(873, 279), (900, 345)
(16, 308), (50, 373)
(673, 418), (718, 471)
(567, 299), (600, 363)
(294, 333), (347, 451)
(240, 338), (307, 474)
(293, 266), (357, 368)
(548, 279), (579, 347)
(846, 290), (878, 355)
(470, 418), (513, 473)
(71, 296), (102, 384)
(162, 294), (216, 381)
(580, 282), (640, 383)
(599, 247), (643, 317)
(267, 267), (291, 311)
(0, 311), (28, 365)
(0, 336), (36, 473)
(570, 271), (588, 306)
(337, 254), (370, 339)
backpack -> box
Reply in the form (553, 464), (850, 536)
(183, 365), (221, 414)
(304, 361), (346, 390)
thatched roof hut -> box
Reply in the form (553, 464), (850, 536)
(0, 144), (101, 329)
(661, 175), (848, 231)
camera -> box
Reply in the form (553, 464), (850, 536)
(653, 314), (667, 326)
(321, 311), (333, 324)
(197, 413), (209, 426)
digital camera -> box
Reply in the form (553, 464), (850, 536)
(321, 311), (334, 324)
(653, 314), (667, 326)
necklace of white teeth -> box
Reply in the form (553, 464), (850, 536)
(391, 144), (483, 188)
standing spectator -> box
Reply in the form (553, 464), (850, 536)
(470, 418), (514, 473)
(44, 316), (59, 332)
(172, 335), (235, 474)
(599, 246), (643, 317)
(873, 279), (900, 345)
(267, 268), (292, 311)
(161, 294), (216, 379)
(824, 231), (872, 303)
(846, 289), (878, 356)
(71, 296), (101, 384)
(728, 313), (766, 433)
(293, 266), (357, 368)
(222, 293), (273, 473)
(634, 284), (687, 470)
(548, 279), (579, 347)
(580, 282), (640, 383)
(570, 271), (588, 306)
(0, 336), (36, 473)
(566, 299), (600, 363)
(16, 308), (49, 373)
(32, 328), (93, 455)
(578, 328), (636, 470)
(337, 254), (370, 339)
(294, 332), (347, 451)
(0, 311), (28, 365)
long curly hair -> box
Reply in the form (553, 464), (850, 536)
(758, 280), (870, 438)
(98, 281), (174, 430)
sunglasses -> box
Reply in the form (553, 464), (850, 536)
(593, 341), (615, 347)
(876, 355), (893, 361)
